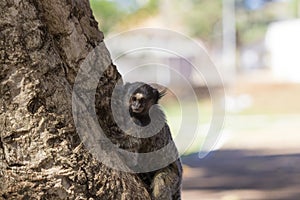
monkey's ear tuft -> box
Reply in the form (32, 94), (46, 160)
(158, 89), (167, 100)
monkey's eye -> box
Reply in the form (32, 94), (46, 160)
(139, 98), (145, 103)
(131, 96), (137, 102)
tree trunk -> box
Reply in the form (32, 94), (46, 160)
(0, 0), (150, 199)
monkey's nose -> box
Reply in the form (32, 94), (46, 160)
(132, 101), (139, 107)
(131, 103), (143, 113)
(132, 104), (140, 110)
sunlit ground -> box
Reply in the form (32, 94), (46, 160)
(158, 69), (300, 199)
(172, 70), (300, 199)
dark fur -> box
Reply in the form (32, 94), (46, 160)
(122, 82), (183, 200)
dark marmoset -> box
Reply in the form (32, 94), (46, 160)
(121, 82), (183, 200)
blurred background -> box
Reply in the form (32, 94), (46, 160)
(90, 0), (300, 199)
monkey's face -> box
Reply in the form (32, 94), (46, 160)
(129, 92), (153, 115)
(126, 83), (165, 117)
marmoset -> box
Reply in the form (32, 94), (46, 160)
(121, 82), (183, 200)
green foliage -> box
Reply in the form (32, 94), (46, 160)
(178, 0), (222, 42)
(180, 0), (292, 45)
(117, 0), (159, 30)
(143, 0), (159, 12)
(290, 0), (300, 17)
(90, 0), (292, 46)
(236, 1), (291, 45)
(90, 0), (159, 34)
(90, 0), (126, 34)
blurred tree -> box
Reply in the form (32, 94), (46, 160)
(117, 0), (159, 30)
(177, 0), (222, 43)
(236, 0), (292, 45)
(292, 0), (300, 17)
(90, 0), (126, 34)
(89, 0), (294, 46)
(90, 0), (159, 34)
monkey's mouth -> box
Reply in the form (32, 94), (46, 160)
(132, 107), (144, 113)
(131, 104), (145, 113)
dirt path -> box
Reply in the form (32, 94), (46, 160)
(182, 150), (300, 200)
(181, 114), (300, 200)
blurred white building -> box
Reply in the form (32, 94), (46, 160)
(265, 19), (300, 82)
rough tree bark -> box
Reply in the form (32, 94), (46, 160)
(0, 0), (150, 199)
